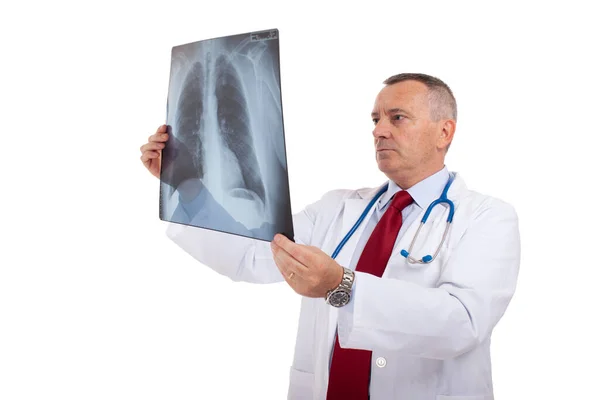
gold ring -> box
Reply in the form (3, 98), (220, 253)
(288, 272), (295, 280)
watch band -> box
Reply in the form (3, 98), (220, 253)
(326, 267), (355, 302)
(339, 267), (354, 291)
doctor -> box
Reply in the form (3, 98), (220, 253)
(140, 73), (520, 400)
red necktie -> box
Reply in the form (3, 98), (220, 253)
(326, 190), (414, 400)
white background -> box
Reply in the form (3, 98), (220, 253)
(1, 1), (599, 399)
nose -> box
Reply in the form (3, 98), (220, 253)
(372, 119), (392, 139)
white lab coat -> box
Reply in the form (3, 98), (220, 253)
(166, 173), (520, 400)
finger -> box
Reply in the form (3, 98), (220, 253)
(140, 141), (165, 153)
(272, 234), (317, 268)
(271, 239), (310, 272)
(279, 267), (297, 289)
(271, 241), (308, 279)
(141, 154), (151, 169)
(148, 133), (169, 143)
(271, 247), (292, 284)
(140, 151), (160, 163)
(273, 254), (303, 292)
(147, 124), (168, 142)
(148, 131), (169, 143)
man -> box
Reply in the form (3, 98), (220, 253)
(140, 73), (520, 399)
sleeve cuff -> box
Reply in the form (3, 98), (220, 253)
(336, 271), (374, 350)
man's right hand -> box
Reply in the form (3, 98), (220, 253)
(140, 124), (169, 179)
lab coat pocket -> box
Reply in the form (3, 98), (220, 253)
(436, 395), (493, 400)
(288, 367), (314, 400)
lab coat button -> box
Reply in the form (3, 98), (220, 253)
(375, 357), (387, 368)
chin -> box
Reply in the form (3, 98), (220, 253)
(378, 160), (410, 183)
(376, 157), (398, 173)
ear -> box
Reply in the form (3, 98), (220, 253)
(437, 119), (456, 151)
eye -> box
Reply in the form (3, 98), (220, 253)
(392, 115), (404, 121)
(372, 118), (379, 125)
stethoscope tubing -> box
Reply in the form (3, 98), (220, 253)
(331, 174), (456, 264)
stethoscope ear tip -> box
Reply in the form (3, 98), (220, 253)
(400, 250), (409, 258)
(422, 255), (433, 263)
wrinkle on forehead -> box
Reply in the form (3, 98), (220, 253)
(372, 81), (430, 118)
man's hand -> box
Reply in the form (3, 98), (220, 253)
(270, 234), (344, 298)
(140, 124), (169, 179)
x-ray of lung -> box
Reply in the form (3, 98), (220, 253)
(159, 29), (294, 242)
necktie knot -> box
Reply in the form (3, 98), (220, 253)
(390, 190), (413, 212)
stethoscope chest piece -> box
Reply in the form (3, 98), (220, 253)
(400, 174), (455, 265)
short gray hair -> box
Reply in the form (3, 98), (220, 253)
(383, 73), (457, 121)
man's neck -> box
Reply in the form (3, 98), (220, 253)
(389, 164), (446, 190)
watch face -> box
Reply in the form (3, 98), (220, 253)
(330, 291), (350, 307)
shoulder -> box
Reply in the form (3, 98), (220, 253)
(443, 175), (521, 253)
(453, 175), (518, 225)
(311, 185), (380, 208)
(298, 185), (381, 221)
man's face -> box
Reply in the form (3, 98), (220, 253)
(371, 80), (445, 183)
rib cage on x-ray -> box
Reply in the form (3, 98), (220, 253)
(214, 55), (266, 208)
(160, 30), (293, 241)
(175, 62), (204, 178)
(172, 58), (266, 204)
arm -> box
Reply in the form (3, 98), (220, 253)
(143, 124), (337, 284)
(165, 191), (328, 284)
(336, 200), (520, 359)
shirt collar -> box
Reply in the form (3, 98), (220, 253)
(377, 166), (451, 211)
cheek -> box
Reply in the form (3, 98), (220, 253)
(388, 131), (404, 149)
(403, 127), (434, 152)
(391, 133), (412, 156)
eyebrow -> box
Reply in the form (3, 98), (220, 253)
(371, 108), (412, 118)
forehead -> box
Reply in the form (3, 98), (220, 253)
(372, 80), (429, 112)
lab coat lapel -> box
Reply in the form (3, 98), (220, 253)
(333, 185), (383, 268)
(324, 185), (384, 364)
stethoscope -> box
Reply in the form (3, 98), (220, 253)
(331, 173), (456, 264)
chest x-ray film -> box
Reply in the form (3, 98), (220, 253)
(159, 29), (294, 242)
